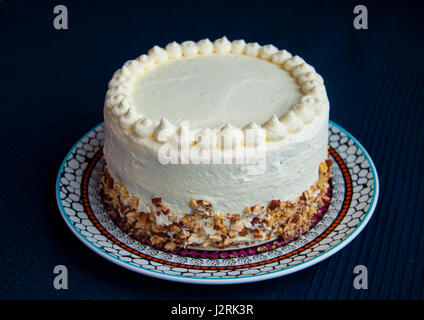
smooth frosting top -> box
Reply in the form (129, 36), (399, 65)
(131, 54), (301, 129)
(105, 37), (328, 148)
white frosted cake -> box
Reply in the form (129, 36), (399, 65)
(100, 37), (332, 250)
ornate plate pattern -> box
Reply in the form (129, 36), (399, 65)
(56, 121), (379, 284)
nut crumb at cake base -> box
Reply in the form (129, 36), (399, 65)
(99, 159), (332, 250)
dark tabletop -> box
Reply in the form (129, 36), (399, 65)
(0, 0), (423, 300)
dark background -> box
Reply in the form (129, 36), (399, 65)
(0, 0), (423, 299)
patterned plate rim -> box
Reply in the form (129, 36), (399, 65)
(55, 121), (379, 285)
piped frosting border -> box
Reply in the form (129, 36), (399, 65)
(104, 36), (328, 149)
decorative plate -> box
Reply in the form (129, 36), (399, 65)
(56, 121), (379, 284)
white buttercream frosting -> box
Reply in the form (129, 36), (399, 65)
(271, 50), (292, 64)
(181, 41), (198, 57)
(123, 60), (140, 73)
(119, 107), (138, 129)
(105, 92), (127, 110)
(244, 42), (261, 57)
(165, 42), (182, 59)
(106, 83), (130, 99)
(294, 104), (315, 124)
(104, 37), (328, 147)
(231, 39), (246, 54)
(280, 110), (304, 133)
(291, 63), (315, 78)
(129, 54), (301, 131)
(133, 118), (156, 138)
(114, 66), (132, 77)
(259, 44), (278, 59)
(112, 98), (132, 117)
(213, 36), (231, 54)
(153, 118), (176, 143)
(197, 38), (213, 54)
(148, 46), (168, 64)
(302, 79), (323, 92)
(262, 115), (288, 141)
(172, 123), (195, 148)
(243, 122), (266, 147)
(218, 123), (243, 149)
(136, 54), (155, 69)
(195, 128), (215, 149)
(103, 107), (329, 215)
(283, 56), (305, 71)
(297, 72), (324, 85)
(301, 95), (323, 116)
(103, 37), (330, 218)
(108, 74), (129, 89)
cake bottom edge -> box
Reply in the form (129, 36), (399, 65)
(99, 159), (333, 251)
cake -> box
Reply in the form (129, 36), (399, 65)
(100, 37), (332, 250)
